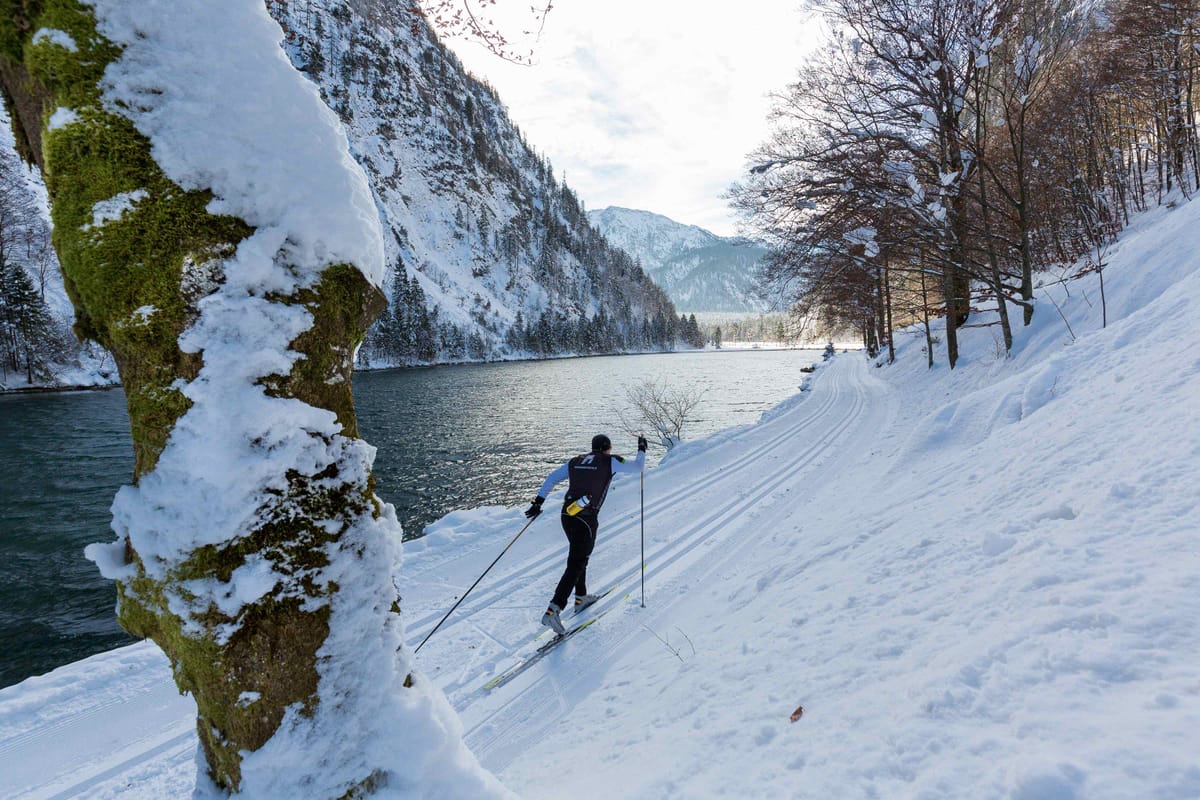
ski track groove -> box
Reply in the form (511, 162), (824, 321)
(0, 688), (141, 755)
(457, 362), (872, 760)
(427, 382), (846, 696)
(406, 378), (843, 651)
(0, 358), (860, 798)
(462, 377), (867, 764)
(441, 375), (857, 698)
(39, 727), (194, 800)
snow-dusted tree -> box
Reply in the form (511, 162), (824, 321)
(735, 0), (1008, 368)
(819, 0), (1001, 366)
(974, 0), (1082, 325)
(0, 132), (63, 383)
(1, 1), (511, 797)
(0, 258), (57, 381)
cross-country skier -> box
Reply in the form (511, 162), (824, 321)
(525, 433), (647, 634)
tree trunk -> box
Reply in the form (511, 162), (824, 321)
(942, 263), (960, 369)
(882, 252), (895, 364)
(1, 4), (506, 797)
(920, 266), (934, 369)
(974, 87), (1013, 355)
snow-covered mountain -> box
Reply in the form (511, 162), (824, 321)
(265, 1), (679, 366)
(588, 206), (768, 313)
(2, 2), (685, 390)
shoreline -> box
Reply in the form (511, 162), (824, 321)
(0, 381), (121, 397)
(2, 344), (838, 396)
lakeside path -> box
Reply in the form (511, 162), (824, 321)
(0, 354), (877, 798)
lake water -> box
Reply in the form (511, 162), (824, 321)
(0, 348), (819, 687)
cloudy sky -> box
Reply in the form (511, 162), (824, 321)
(443, 3), (820, 237)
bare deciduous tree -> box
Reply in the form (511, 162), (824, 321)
(734, 0), (1198, 374)
(616, 378), (704, 450)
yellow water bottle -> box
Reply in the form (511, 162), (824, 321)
(565, 495), (591, 516)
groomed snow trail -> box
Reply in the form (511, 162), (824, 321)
(436, 357), (888, 767)
(0, 643), (196, 799)
(0, 353), (875, 799)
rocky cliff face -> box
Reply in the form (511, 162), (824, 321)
(266, 1), (680, 365)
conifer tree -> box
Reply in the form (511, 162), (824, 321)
(0, 260), (55, 382)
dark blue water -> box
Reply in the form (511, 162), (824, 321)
(0, 349), (817, 687)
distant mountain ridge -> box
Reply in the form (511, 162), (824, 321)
(587, 207), (768, 313)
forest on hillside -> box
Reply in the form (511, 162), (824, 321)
(732, 0), (1197, 367)
(0, 0), (690, 392)
(0, 129), (95, 387)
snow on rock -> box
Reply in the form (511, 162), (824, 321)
(87, 0), (385, 288)
(32, 28), (78, 52)
(183, 554), (284, 619)
(81, 538), (136, 581)
(47, 106), (79, 130)
(85, 188), (147, 230)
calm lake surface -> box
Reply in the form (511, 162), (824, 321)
(0, 349), (818, 687)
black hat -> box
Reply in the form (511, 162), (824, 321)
(591, 434), (612, 452)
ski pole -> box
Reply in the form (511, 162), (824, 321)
(640, 468), (645, 608)
(414, 515), (537, 654)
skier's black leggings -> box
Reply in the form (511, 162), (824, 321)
(551, 512), (597, 609)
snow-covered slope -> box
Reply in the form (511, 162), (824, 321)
(589, 206), (768, 313)
(265, 2), (678, 365)
(3, 196), (1198, 797)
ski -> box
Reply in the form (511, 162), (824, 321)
(573, 579), (626, 615)
(483, 605), (616, 692)
(482, 583), (629, 692)
(521, 579), (625, 647)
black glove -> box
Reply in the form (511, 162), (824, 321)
(637, 435), (648, 452)
(524, 496), (545, 519)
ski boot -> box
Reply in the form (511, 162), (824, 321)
(542, 603), (566, 635)
(574, 593), (600, 613)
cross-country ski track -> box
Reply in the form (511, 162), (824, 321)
(0, 354), (886, 799)
(441, 356), (883, 769)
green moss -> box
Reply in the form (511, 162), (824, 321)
(263, 264), (386, 438)
(0, 1), (42, 64)
(21, 1), (253, 476)
(22, 0), (112, 106)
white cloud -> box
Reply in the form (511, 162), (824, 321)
(446, 2), (820, 236)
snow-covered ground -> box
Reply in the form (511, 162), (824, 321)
(2, 196), (1199, 797)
